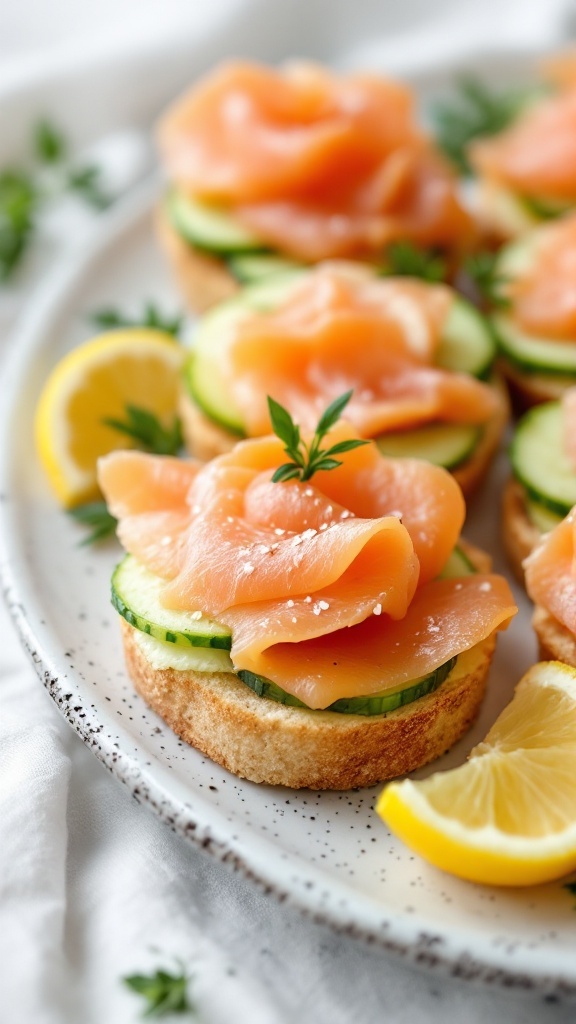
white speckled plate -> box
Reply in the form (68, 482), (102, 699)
(2, 54), (576, 998)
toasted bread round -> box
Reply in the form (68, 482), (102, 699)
(179, 381), (509, 497)
(501, 477), (542, 584)
(121, 617), (496, 789)
(155, 205), (239, 314)
(532, 605), (576, 667)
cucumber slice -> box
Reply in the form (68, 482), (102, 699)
(493, 314), (576, 377)
(376, 423), (481, 470)
(436, 298), (495, 379)
(227, 253), (306, 283)
(186, 286), (496, 435)
(238, 657), (457, 715)
(112, 555), (232, 649)
(510, 401), (576, 516)
(185, 272), (306, 433)
(525, 497), (563, 534)
(438, 545), (477, 579)
(133, 629), (234, 673)
(166, 190), (265, 254)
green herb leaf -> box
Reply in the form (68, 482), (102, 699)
(68, 501), (117, 545)
(308, 457), (341, 472)
(90, 302), (184, 338)
(321, 438), (370, 457)
(432, 77), (536, 175)
(103, 404), (183, 456)
(123, 968), (192, 1017)
(316, 389), (354, 438)
(464, 251), (510, 308)
(268, 391), (370, 484)
(0, 170), (38, 281)
(67, 164), (111, 210)
(380, 242), (447, 283)
(267, 395), (301, 451)
(271, 463), (304, 483)
(35, 120), (67, 164)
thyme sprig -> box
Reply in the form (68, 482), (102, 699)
(0, 119), (111, 281)
(91, 302), (184, 338)
(269, 391), (369, 483)
(103, 404), (183, 456)
(380, 241), (447, 283)
(68, 501), (117, 546)
(433, 77), (535, 175)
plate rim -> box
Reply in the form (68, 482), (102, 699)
(1, 147), (576, 1003)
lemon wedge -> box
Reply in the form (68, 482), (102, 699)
(377, 661), (576, 886)
(35, 328), (183, 508)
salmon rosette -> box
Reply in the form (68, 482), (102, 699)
(490, 213), (576, 406)
(183, 263), (506, 493)
(99, 427), (515, 728)
(156, 61), (473, 312)
(469, 53), (576, 240)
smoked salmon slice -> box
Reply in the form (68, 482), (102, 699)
(98, 428), (516, 709)
(525, 510), (576, 635)
(506, 214), (576, 340)
(218, 266), (500, 435)
(159, 61), (472, 260)
(470, 83), (576, 203)
(230, 575), (516, 708)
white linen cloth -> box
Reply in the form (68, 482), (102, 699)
(2, 2), (576, 1022)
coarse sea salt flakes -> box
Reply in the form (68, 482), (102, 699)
(373, 603), (382, 616)
(287, 599), (295, 607)
(274, 528), (285, 536)
(242, 562), (255, 575)
(479, 581), (492, 592)
(191, 611), (202, 620)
